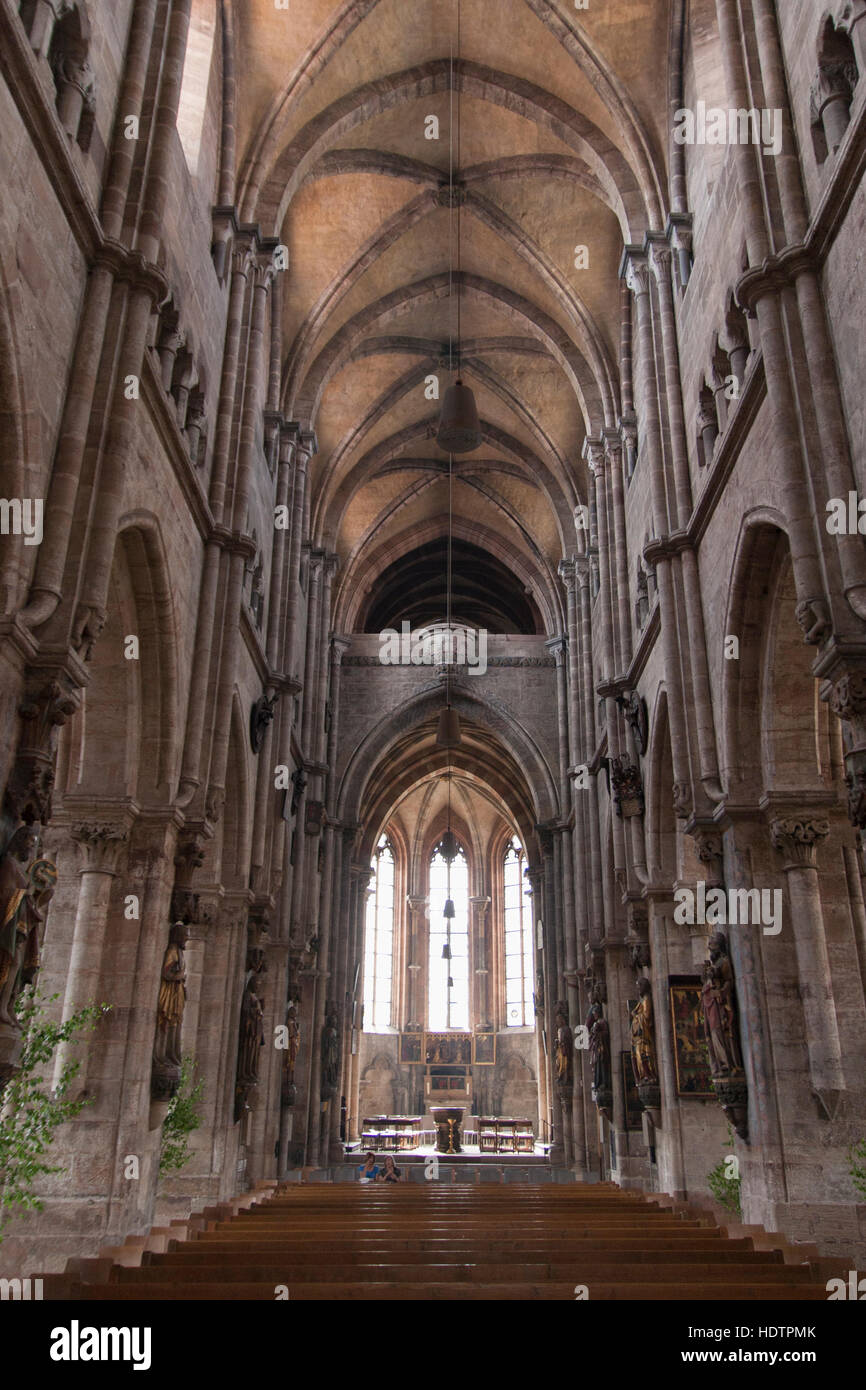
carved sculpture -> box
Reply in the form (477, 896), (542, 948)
(610, 755), (645, 818)
(587, 1000), (612, 1116)
(616, 690), (649, 756)
(151, 923), (189, 1100)
(630, 977), (657, 1084)
(234, 948), (267, 1121)
(249, 692), (278, 754)
(553, 1000), (573, 1088)
(281, 1003), (300, 1106)
(321, 1000), (340, 1099)
(290, 765), (307, 815)
(0, 827), (57, 1027)
(700, 931), (748, 1140)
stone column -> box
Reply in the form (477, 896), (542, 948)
(53, 819), (131, 1091)
(284, 432), (315, 680)
(470, 895), (491, 1026)
(625, 254), (692, 821)
(208, 258), (276, 818)
(646, 891), (687, 1198)
(768, 815), (844, 1113)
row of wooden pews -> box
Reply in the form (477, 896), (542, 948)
(35, 1181), (841, 1301)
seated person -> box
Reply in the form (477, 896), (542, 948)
(357, 1151), (380, 1183)
(378, 1154), (401, 1183)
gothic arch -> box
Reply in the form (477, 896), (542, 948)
(721, 511), (834, 800)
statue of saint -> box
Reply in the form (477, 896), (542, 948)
(553, 1001), (573, 1087)
(630, 976), (657, 1083)
(587, 1000), (611, 1095)
(701, 933), (743, 1075)
(153, 923), (188, 1073)
(239, 973), (265, 1085)
(321, 1002), (339, 1096)
(282, 1003), (300, 1105)
(0, 827), (56, 1027)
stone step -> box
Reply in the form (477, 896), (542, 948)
(115, 1260), (814, 1285)
(164, 1239), (750, 1262)
(150, 1245), (783, 1266)
(58, 1280), (829, 1302)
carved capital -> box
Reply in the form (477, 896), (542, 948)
(769, 817), (830, 869)
(583, 438), (606, 477)
(625, 256), (650, 299)
(810, 60), (858, 120)
(558, 557), (578, 593)
(649, 241), (673, 283)
(5, 677), (78, 826)
(71, 822), (130, 873)
(830, 670), (866, 724)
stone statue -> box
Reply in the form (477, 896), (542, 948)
(321, 1001), (340, 1098)
(282, 1003), (300, 1106)
(234, 952), (267, 1121)
(290, 766), (307, 816)
(630, 977), (657, 1084)
(153, 923), (188, 1075)
(249, 692), (278, 754)
(0, 827), (56, 1027)
(239, 973), (265, 1086)
(587, 1000), (611, 1097)
(533, 964), (545, 1017)
(553, 1001), (573, 1087)
(701, 932), (743, 1076)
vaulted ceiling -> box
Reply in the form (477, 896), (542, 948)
(235, 0), (673, 634)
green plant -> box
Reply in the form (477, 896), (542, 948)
(706, 1124), (742, 1218)
(0, 989), (109, 1238)
(159, 1056), (204, 1175)
(847, 1138), (866, 1200)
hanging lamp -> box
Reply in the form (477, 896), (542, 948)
(436, 373), (462, 748)
(437, 0), (481, 455)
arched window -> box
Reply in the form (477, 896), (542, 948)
(363, 835), (394, 1031)
(428, 838), (469, 1030)
(503, 838), (533, 1026)
(177, 0), (217, 175)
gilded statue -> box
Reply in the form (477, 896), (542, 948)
(153, 923), (188, 1074)
(630, 976), (657, 1084)
(0, 826), (57, 1027)
(553, 1001), (573, 1087)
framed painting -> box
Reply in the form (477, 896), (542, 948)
(668, 976), (714, 1097)
(425, 1032), (471, 1065)
(472, 1032), (496, 1065)
(399, 1031), (423, 1064)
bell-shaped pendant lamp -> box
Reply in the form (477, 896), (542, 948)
(436, 704), (462, 748)
(437, 378), (481, 454)
(442, 904), (455, 925)
(440, 829), (459, 863)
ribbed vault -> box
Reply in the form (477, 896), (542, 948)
(234, 0), (673, 634)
